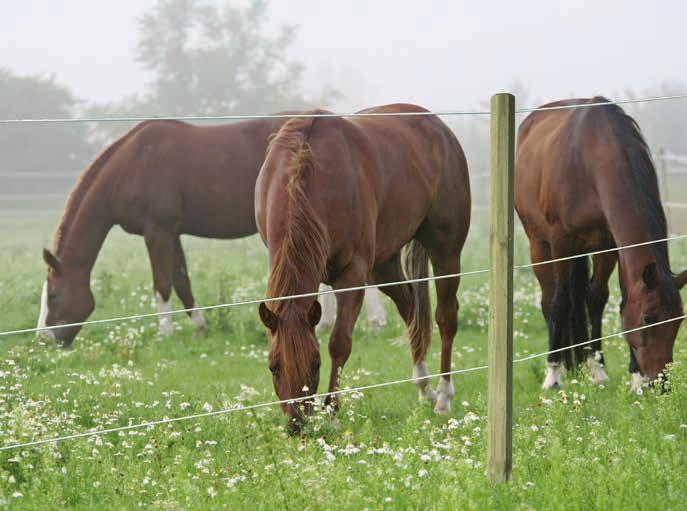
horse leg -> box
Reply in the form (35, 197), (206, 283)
(144, 229), (177, 336)
(530, 241), (564, 389)
(316, 284), (337, 334)
(364, 288), (387, 332)
(586, 253), (616, 383)
(172, 237), (206, 331)
(426, 250), (460, 415)
(325, 264), (366, 407)
(371, 256), (436, 404)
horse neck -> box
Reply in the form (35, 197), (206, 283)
(57, 193), (113, 276)
(598, 174), (663, 287)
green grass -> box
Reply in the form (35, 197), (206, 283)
(0, 216), (686, 510)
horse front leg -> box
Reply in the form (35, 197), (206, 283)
(144, 228), (177, 336)
(172, 236), (206, 332)
(325, 265), (366, 409)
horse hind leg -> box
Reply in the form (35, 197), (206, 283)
(426, 250), (460, 415)
(172, 237), (206, 331)
(371, 254), (436, 404)
(530, 241), (564, 389)
(586, 253), (615, 383)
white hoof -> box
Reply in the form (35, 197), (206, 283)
(413, 362), (436, 404)
(630, 372), (648, 394)
(542, 362), (563, 390)
(190, 310), (207, 331)
(587, 353), (609, 384)
(434, 378), (455, 415)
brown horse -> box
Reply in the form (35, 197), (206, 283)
(255, 104), (471, 432)
(515, 97), (687, 391)
(36, 116), (387, 346)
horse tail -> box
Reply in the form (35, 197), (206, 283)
(401, 239), (432, 363)
(563, 255), (590, 369)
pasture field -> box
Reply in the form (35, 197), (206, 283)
(1, 213), (686, 510)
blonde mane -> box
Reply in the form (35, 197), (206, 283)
(264, 116), (331, 392)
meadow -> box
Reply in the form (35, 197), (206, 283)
(0, 212), (686, 510)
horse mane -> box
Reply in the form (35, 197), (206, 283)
(586, 97), (669, 272)
(53, 120), (159, 255)
(265, 113), (331, 391)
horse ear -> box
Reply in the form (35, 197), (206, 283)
(642, 262), (658, 290)
(674, 270), (687, 290)
(259, 302), (278, 332)
(308, 300), (322, 327)
(42, 248), (61, 274)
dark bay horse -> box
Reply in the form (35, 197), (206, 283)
(37, 116), (386, 346)
(255, 104), (471, 431)
(515, 97), (687, 391)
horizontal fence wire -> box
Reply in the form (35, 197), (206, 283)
(1, 312), (683, 453)
(1, 93), (687, 125)
(3, 234), (686, 338)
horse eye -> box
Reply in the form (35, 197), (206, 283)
(269, 364), (278, 375)
(643, 314), (657, 325)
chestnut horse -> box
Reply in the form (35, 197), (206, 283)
(256, 104), (471, 431)
(515, 97), (687, 391)
(37, 117), (387, 346)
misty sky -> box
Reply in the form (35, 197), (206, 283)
(1, 1), (685, 112)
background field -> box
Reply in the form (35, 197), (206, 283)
(0, 213), (686, 510)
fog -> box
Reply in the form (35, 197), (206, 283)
(2, 1), (684, 108)
(2, 0), (687, 224)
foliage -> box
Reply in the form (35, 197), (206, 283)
(88, 0), (338, 144)
(1, 216), (686, 509)
(0, 69), (94, 174)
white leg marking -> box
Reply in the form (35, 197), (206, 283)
(413, 362), (436, 403)
(630, 372), (648, 394)
(155, 292), (174, 336)
(316, 284), (337, 334)
(587, 351), (609, 384)
(434, 377), (455, 415)
(189, 309), (206, 330)
(542, 362), (563, 390)
(364, 287), (387, 332)
(36, 281), (55, 340)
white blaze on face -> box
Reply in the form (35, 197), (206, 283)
(155, 292), (174, 335)
(36, 281), (55, 340)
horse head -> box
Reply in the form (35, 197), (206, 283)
(622, 262), (687, 386)
(259, 300), (322, 434)
(37, 248), (94, 347)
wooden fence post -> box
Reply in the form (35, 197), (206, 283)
(487, 92), (515, 483)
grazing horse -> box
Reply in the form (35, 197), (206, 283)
(515, 97), (687, 391)
(255, 104), (471, 432)
(37, 117), (387, 346)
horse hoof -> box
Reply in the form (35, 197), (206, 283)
(419, 388), (437, 405)
(434, 397), (451, 415)
(541, 362), (563, 390)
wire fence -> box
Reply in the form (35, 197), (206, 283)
(3, 233), (686, 339)
(3, 92), (687, 456)
(2, 312), (683, 453)
(1, 92), (687, 125)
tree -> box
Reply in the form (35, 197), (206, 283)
(89, 0), (336, 143)
(0, 68), (94, 174)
